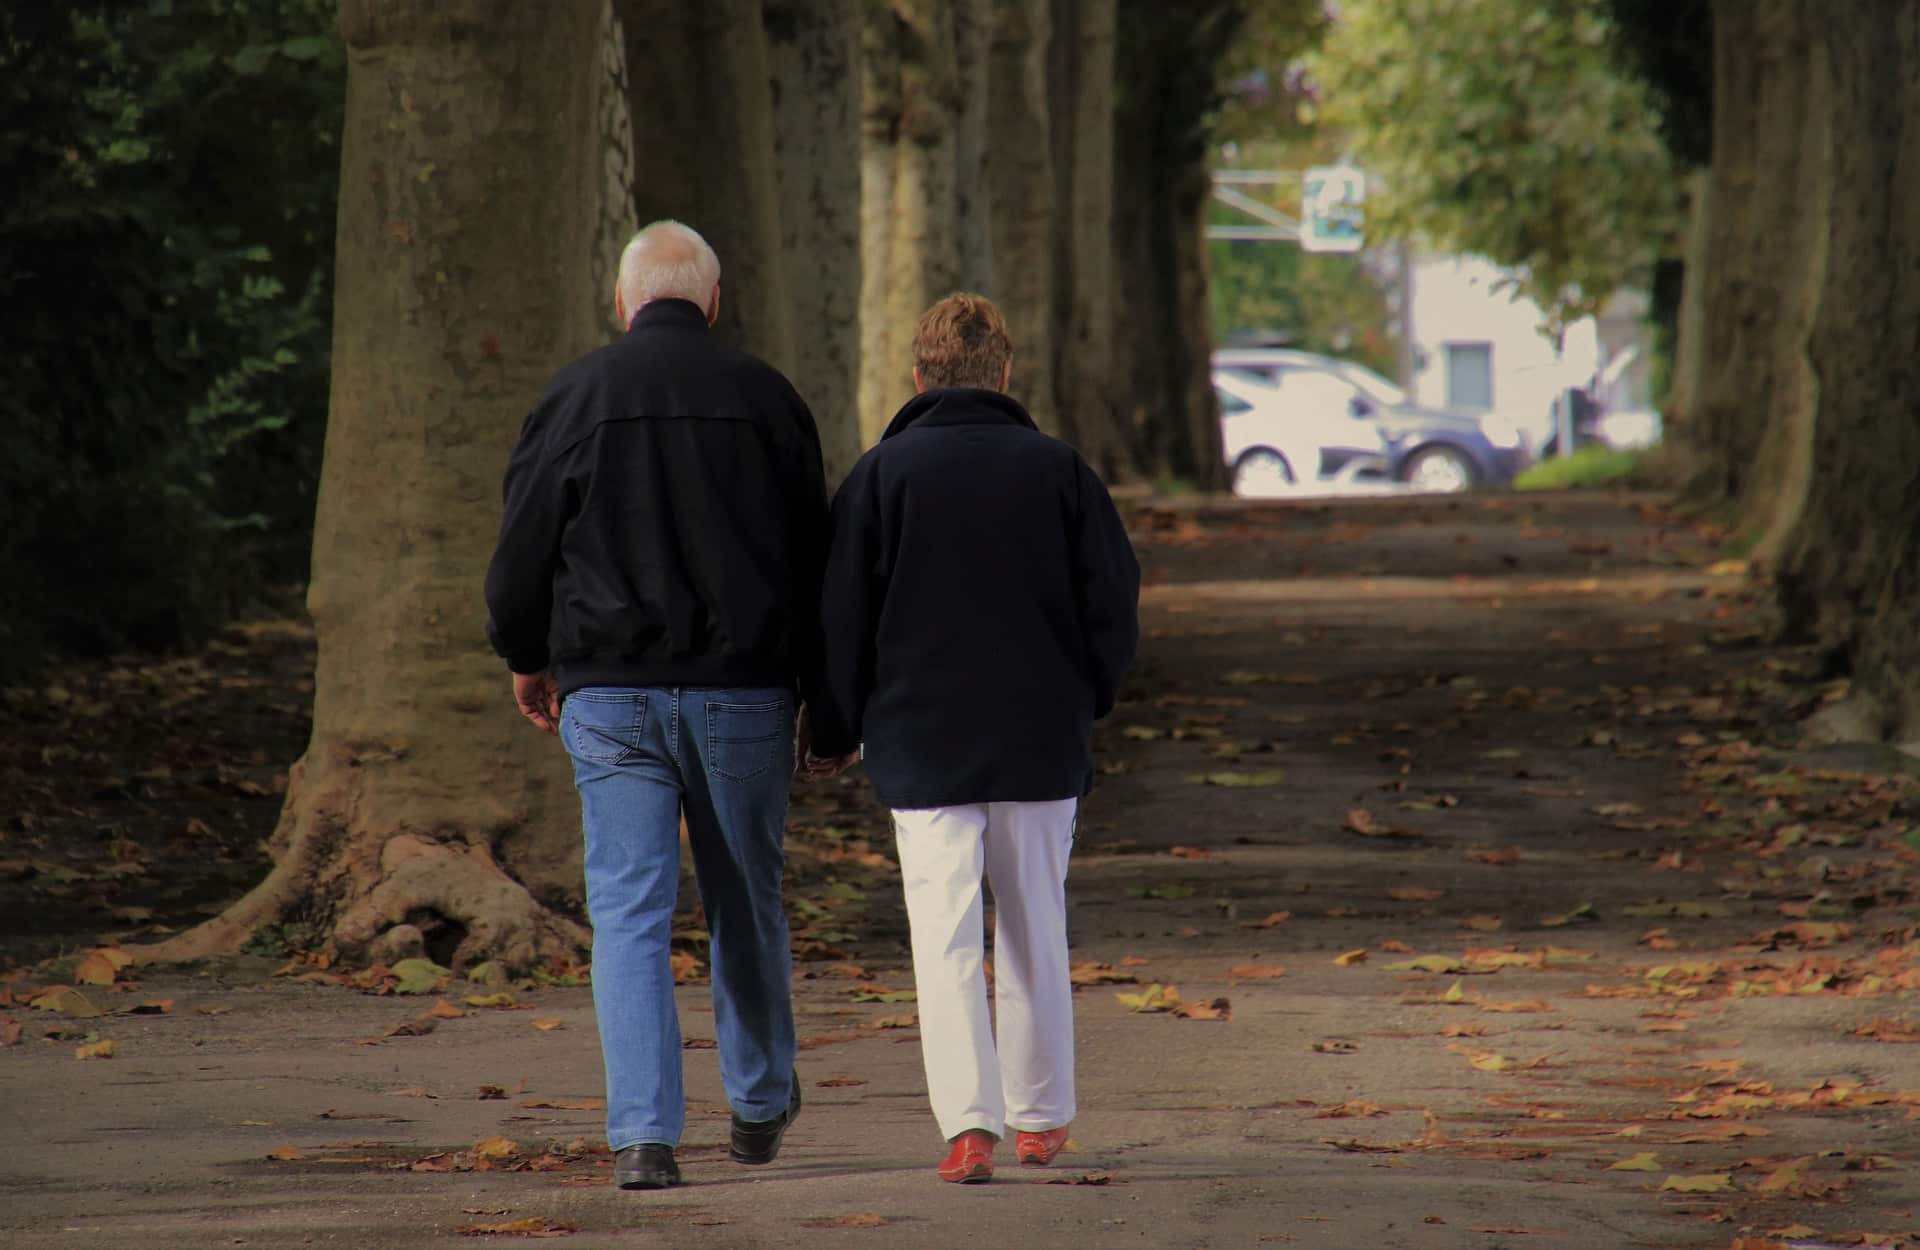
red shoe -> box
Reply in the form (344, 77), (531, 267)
(938, 1130), (996, 1183)
(1015, 1127), (1070, 1166)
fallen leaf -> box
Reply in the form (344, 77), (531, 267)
(1756, 1156), (1811, 1194)
(389, 958), (452, 995)
(517, 1098), (605, 1111)
(1315, 1100), (1388, 1119)
(1539, 902), (1599, 927)
(873, 1013), (918, 1029)
(1609, 1152), (1661, 1171)
(1469, 1227), (1560, 1236)
(1115, 984), (1180, 1014)
(1312, 1039), (1358, 1054)
(815, 1077), (866, 1088)
(1333, 949), (1369, 967)
(1168, 845), (1212, 860)
(73, 947), (134, 987)
(266, 1146), (305, 1162)
(428, 999), (466, 1020)
(1171, 997), (1231, 1021)
(477, 1085), (508, 1100)
(531, 1018), (565, 1031)
(464, 993), (516, 1008)
(454, 1216), (578, 1237)
(1390, 887), (1444, 902)
(1188, 769), (1287, 787)
(1038, 1171), (1115, 1185)
(1070, 962), (1138, 987)
(799, 1213), (888, 1230)
(1659, 1172), (1735, 1193)
(1228, 963), (1285, 981)
(1241, 911), (1292, 929)
(1383, 955), (1468, 974)
(1464, 915), (1504, 932)
(74, 1037), (116, 1059)
(471, 1136), (519, 1159)
(1479, 999), (1554, 1014)
(0, 1017), (20, 1046)
(28, 986), (101, 1017)
(1468, 847), (1522, 866)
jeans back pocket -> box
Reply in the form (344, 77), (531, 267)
(706, 698), (788, 782)
(560, 691), (648, 765)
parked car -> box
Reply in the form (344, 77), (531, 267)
(1212, 348), (1533, 495)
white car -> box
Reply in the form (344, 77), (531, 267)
(1213, 367), (1389, 497)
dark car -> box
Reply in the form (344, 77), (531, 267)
(1212, 348), (1532, 493)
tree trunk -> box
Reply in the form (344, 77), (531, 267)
(856, 0), (991, 444)
(1108, 0), (1233, 487)
(1048, 0), (1120, 470)
(763, 0), (864, 480)
(140, 0), (613, 971)
(1687, 0), (1823, 513)
(616, 0), (793, 369)
(1776, 2), (1920, 747)
(986, 0), (1058, 434)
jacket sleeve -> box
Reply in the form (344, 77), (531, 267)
(818, 456), (881, 751)
(483, 391), (567, 674)
(779, 389), (859, 757)
(1072, 456), (1141, 719)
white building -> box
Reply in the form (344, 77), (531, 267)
(1404, 254), (1654, 452)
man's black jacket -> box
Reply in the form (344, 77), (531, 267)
(484, 298), (852, 753)
(820, 387), (1140, 810)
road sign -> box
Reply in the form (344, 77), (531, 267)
(1301, 164), (1365, 254)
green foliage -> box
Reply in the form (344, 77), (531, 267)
(1312, 0), (1682, 327)
(1514, 445), (1653, 491)
(0, 0), (343, 676)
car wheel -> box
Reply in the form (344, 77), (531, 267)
(1232, 448), (1295, 498)
(1401, 445), (1475, 493)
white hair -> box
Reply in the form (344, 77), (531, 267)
(617, 220), (721, 312)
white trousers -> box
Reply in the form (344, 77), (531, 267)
(891, 799), (1078, 1141)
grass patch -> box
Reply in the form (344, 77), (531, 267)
(1515, 446), (1654, 492)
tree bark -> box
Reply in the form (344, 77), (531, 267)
(1776, 2), (1920, 747)
(856, 0), (992, 444)
(764, 0), (864, 480)
(616, 0), (794, 369)
(985, 0), (1057, 433)
(139, 0), (612, 971)
(1048, 0), (1119, 470)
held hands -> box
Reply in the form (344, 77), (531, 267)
(513, 671), (561, 734)
(794, 703), (858, 782)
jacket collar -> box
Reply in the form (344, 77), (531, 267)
(626, 298), (710, 334)
(880, 387), (1038, 440)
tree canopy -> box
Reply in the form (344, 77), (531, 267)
(1311, 0), (1681, 325)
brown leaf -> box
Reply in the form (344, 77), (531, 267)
(799, 1213), (888, 1230)
(1171, 996), (1231, 1021)
(1312, 1039), (1358, 1054)
(517, 1098), (605, 1111)
(873, 1013), (917, 1029)
(530, 1018), (564, 1031)
(74, 1037), (116, 1060)
(815, 1077), (866, 1088)
(266, 1146), (305, 1162)
(428, 999), (467, 1019)
(1, 1016), (21, 1046)
(1240, 911), (1292, 929)
(1333, 949), (1369, 967)
(384, 1014), (436, 1038)
(1168, 846), (1212, 860)
(1070, 961), (1137, 987)
(389, 1087), (438, 1099)
(1314, 1100), (1388, 1119)
(1389, 887), (1444, 902)
(1464, 915), (1503, 932)
(1468, 847), (1522, 866)
(74, 949), (132, 987)
(477, 1085), (508, 1100)
(1038, 1170), (1115, 1185)
(1227, 963), (1285, 981)
(1470, 1227), (1560, 1236)
(464, 993), (516, 1008)
(454, 1216), (577, 1237)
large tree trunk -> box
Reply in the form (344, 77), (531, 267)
(1048, 0), (1119, 469)
(1108, 0), (1232, 487)
(139, 0), (613, 971)
(1776, 3), (1920, 748)
(986, 0), (1059, 434)
(616, 0), (794, 369)
(763, 0), (864, 480)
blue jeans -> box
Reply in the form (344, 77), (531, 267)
(560, 685), (798, 1150)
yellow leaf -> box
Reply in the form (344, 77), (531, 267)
(1333, 949), (1369, 967)
(1464, 914), (1504, 931)
(470, 1136), (518, 1159)
(463, 993), (515, 1008)
(1609, 1152), (1661, 1172)
(74, 1038), (116, 1060)
(1442, 980), (1469, 1004)
(1114, 983), (1180, 1013)
(531, 1018), (564, 1031)
(29, 986), (101, 1017)
(427, 999), (466, 1019)
(74, 948), (133, 986)
(1757, 1156), (1812, 1193)
(1659, 1172), (1735, 1193)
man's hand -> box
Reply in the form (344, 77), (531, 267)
(513, 671), (561, 734)
(798, 749), (858, 782)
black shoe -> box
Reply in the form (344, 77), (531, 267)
(730, 1070), (802, 1165)
(614, 1143), (681, 1190)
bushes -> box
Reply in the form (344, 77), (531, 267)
(0, 0), (343, 678)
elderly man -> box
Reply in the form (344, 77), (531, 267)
(485, 220), (853, 1190)
(817, 293), (1140, 1183)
